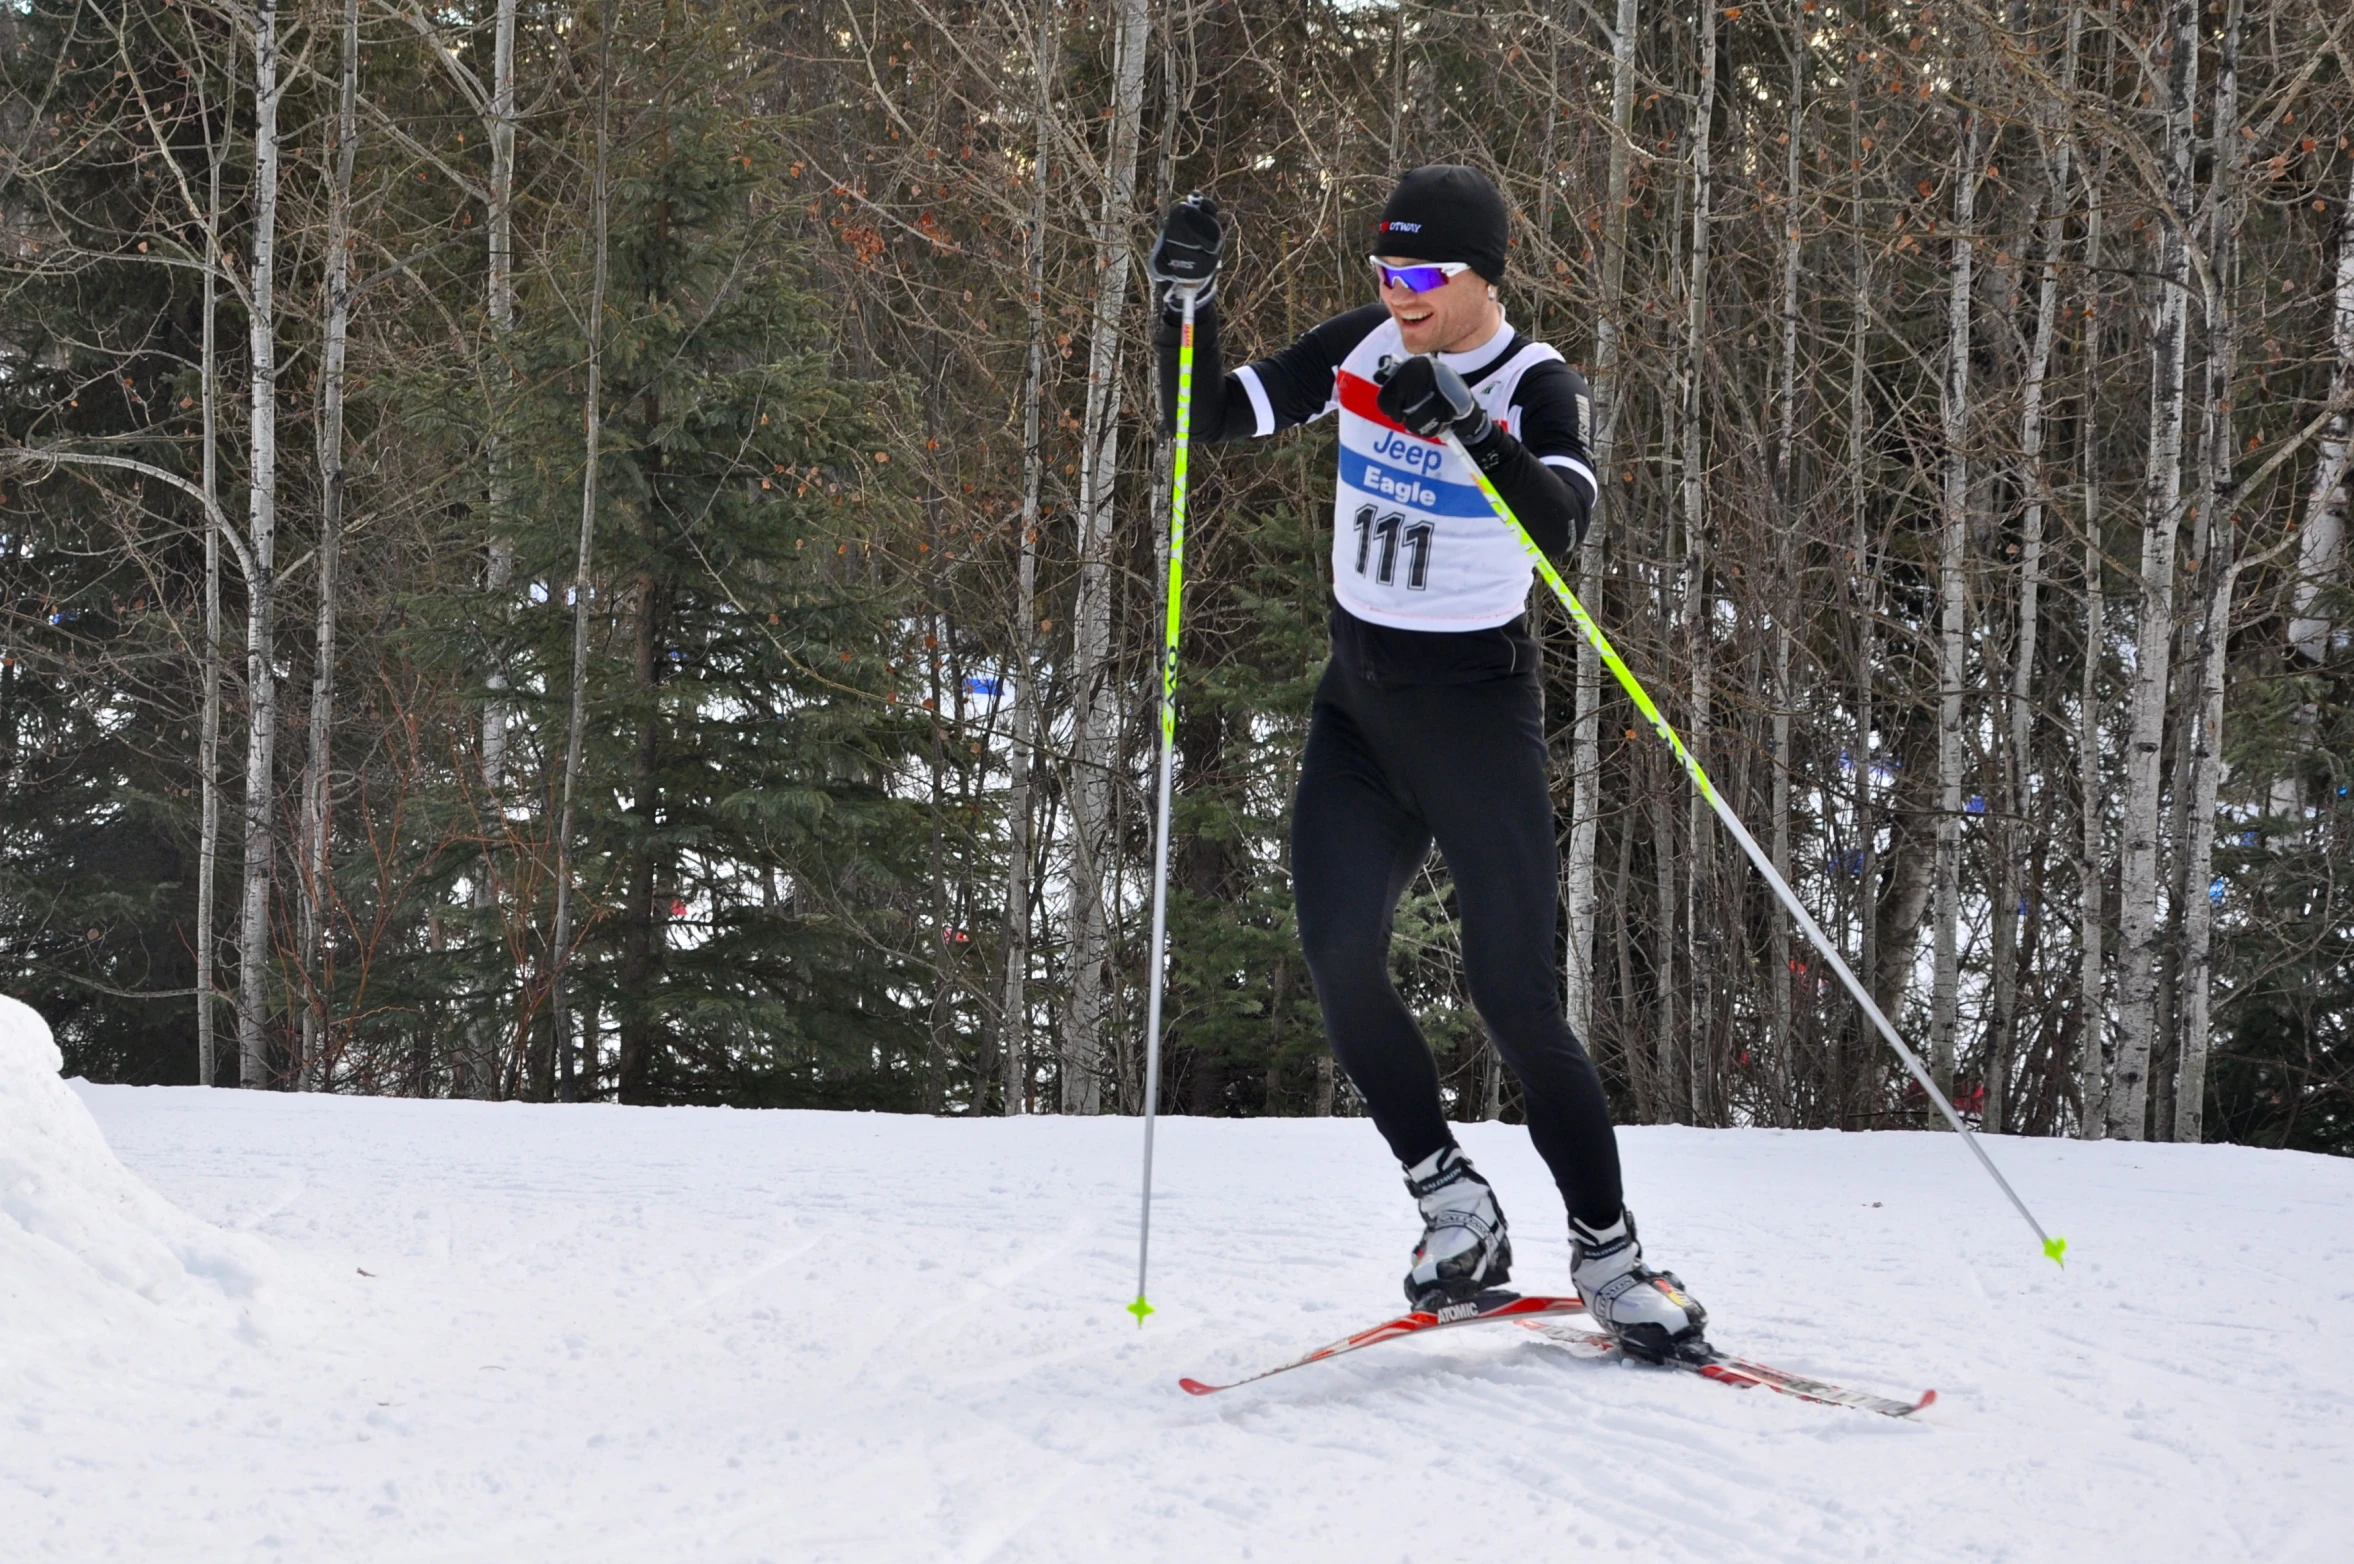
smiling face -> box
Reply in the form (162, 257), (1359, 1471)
(1375, 259), (1504, 356)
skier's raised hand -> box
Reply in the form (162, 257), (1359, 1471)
(1149, 193), (1222, 297)
(1374, 354), (1493, 448)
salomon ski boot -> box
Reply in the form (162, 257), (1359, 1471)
(1402, 1146), (1512, 1309)
(1570, 1208), (1707, 1363)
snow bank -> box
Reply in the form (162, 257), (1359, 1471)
(0, 995), (275, 1354)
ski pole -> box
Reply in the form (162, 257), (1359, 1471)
(1131, 283), (1199, 1325)
(1438, 427), (2068, 1269)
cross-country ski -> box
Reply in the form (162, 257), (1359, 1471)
(1516, 1320), (1937, 1420)
(1179, 1290), (1935, 1420)
(1177, 1289), (1590, 1395)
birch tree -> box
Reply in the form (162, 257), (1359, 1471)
(2077, 136), (2111, 1138)
(547, 0), (615, 1106)
(1931, 104), (1981, 1103)
(2174, 0), (2246, 1142)
(470, 0), (521, 1099)
(1995, 7), (2080, 1132)
(1674, 0), (1716, 1123)
(997, 0), (1057, 1117)
(1765, 0), (1805, 1121)
(2110, 0), (2200, 1141)
(1061, 0), (1150, 1114)
(1568, 0), (1640, 1053)
(297, 0), (361, 1091)
(235, 0), (286, 1088)
(197, 107), (226, 1088)
(2288, 158), (2354, 665)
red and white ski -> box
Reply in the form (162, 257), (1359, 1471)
(1177, 1290), (1587, 1396)
(1177, 1291), (1934, 1419)
(1517, 1319), (1936, 1419)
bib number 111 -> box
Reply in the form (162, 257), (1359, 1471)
(1353, 506), (1433, 590)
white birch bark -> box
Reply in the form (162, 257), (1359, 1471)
(467, 0), (520, 1100)
(1060, 0), (1149, 1115)
(296, 0), (359, 1093)
(2110, 0), (2199, 1141)
(1567, 0), (1639, 1048)
(2288, 161), (2354, 663)
(2175, 0), (2244, 1144)
(1931, 109), (1981, 1103)
(235, 0), (285, 1088)
(2077, 150), (2110, 1137)
(197, 132), (224, 1088)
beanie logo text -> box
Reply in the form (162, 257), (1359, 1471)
(1381, 220), (1422, 233)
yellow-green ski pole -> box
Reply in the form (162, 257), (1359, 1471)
(1131, 284), (1199, 1325)
(1438, 426), (2067, 1269)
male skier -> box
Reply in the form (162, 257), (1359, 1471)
(1148, 165), (1708, 1362)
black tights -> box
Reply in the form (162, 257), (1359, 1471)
(1291, 655), (1624, 1231)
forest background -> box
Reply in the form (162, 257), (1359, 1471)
(2, 0), (2350, 1153)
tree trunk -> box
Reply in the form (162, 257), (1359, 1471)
(547, 0), (614, 1107)
(197, 135), (224, 1088)
(1767, 7), (1804, 1122)
(1845, 78), (1876, 1125)
(467, 0), (520, 1102)
(2110, 0), (2199, 1141)
(1060, 0), (1149, 1115)
(1996, 23), (2077, 1131)
(235, 0), (285, 1089)
(2077, 146), (2111, 1138)
(2175, 0), (2244, 1144)
(1931, 107), (1981, 1105)
(1568, 0), (1639, 1051)
(1652, 781), (1676, 1123)
(998, 26), (1053, 1116)
(1677, 0), (1715, 1124)
(297, 0), (359, 1093)
(923, 607), (955, 1114)
(2288, 159), (2354, 663)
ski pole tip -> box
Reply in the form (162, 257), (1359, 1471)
(1128, 1294), (1156, 1325)
(2043, 1235), (2068, 1268)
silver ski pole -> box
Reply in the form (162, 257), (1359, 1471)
(1438, 427), (2068, 1268)
(1131, 284), (1199, 1325)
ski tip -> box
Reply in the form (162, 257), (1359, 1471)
(1128, 1295), (1156, 1325)
(2043, 1235), (2068, 1268)
(1911, 1389), (1939, 1415)
(1177, 1377), (1219, 1397)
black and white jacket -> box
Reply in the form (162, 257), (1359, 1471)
(1157, 299), (1598, 666)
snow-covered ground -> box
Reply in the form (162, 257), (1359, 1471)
(4, 998), (2351, 1562)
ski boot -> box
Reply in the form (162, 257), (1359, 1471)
(1570, 1208), (1708, 1363)
(1402, 1146), (1512, 1309)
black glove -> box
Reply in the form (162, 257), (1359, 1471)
(1149, 193), (1222, 295)
(1375, 355), (1494, 447)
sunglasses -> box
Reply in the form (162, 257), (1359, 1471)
(1369, 257), (1474, 294)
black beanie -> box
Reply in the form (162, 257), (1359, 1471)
(1374, 165), (1509, 282)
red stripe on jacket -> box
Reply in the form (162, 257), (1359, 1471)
(1336, 370), (1416, 437)
(1336, 368), (1513, 440)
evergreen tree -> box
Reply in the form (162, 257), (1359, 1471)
(420, 0), (936, 1105)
